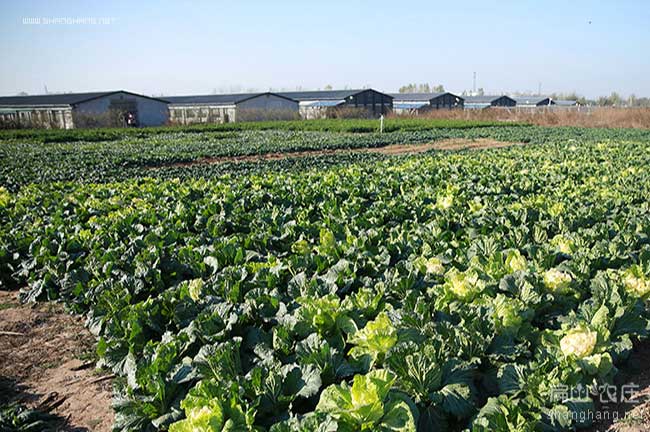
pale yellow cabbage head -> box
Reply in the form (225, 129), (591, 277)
(188, 278), (204, 302)
(437, 194), (454, 210)
(560, 328), (597, 358)
(551, 235), (574, 255)
(548, 202), (565, 218)
(0, 187), (10, 208)
(543, 268), (572, 293)
(505, 250), (527, 273)
(424, 257), (445, 275)
(445, 268), (485, 301)
(622, 266), (650, 298)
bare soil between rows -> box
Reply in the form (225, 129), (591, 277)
(0, 290), (113, 432)
(162, 138), (521, 168)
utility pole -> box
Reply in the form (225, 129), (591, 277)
(473, 72), (477, 94)
(538, 82), (541, 96)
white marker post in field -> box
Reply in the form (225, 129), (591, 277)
(380, 115), (384, 134)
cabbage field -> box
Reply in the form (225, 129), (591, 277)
(2, 123), (650, 431)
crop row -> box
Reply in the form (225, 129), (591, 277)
(0, 118), (516, 144)
(1, 138), (650, 430)
(2, 126), (650, 191)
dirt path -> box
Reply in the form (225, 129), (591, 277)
(163, 138), (520, 168)
(0, 290), (113, 431)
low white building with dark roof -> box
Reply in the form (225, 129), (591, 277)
(0, 91), (169, 129)
(278, 89), (392, 119)
(390, 92), (464, 114)
(166, 92), (298, 124)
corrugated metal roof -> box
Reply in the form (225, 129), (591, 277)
(166, 92), (297, 106)
(279, 89), (392, 101)
(0, 91), (118, 107)
(390, 92), (447, 102)
(0, 91), (169, 107)
(166, 93), (265, 106)
(463, 95), (511, 103)
(512, 96), (554, 106)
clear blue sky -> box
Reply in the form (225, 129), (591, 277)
(1, 0), (648, 98)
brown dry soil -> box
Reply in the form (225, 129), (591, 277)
(163, 137), (520, 168)
(0, 290), (113, 432)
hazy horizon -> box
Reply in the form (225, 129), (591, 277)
(1, 0), (649, 99)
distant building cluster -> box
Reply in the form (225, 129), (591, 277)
(0, 88), (578, 129)
(0, 91), (169, 129)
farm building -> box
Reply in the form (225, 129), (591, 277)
(0, 91), (169, 129)
(464, 95), (517, 109)
(166, 92), (299, 125)
(278, 89), (393, 119)
(512, 96), (555, 107)
(390, 92), (464, 114)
